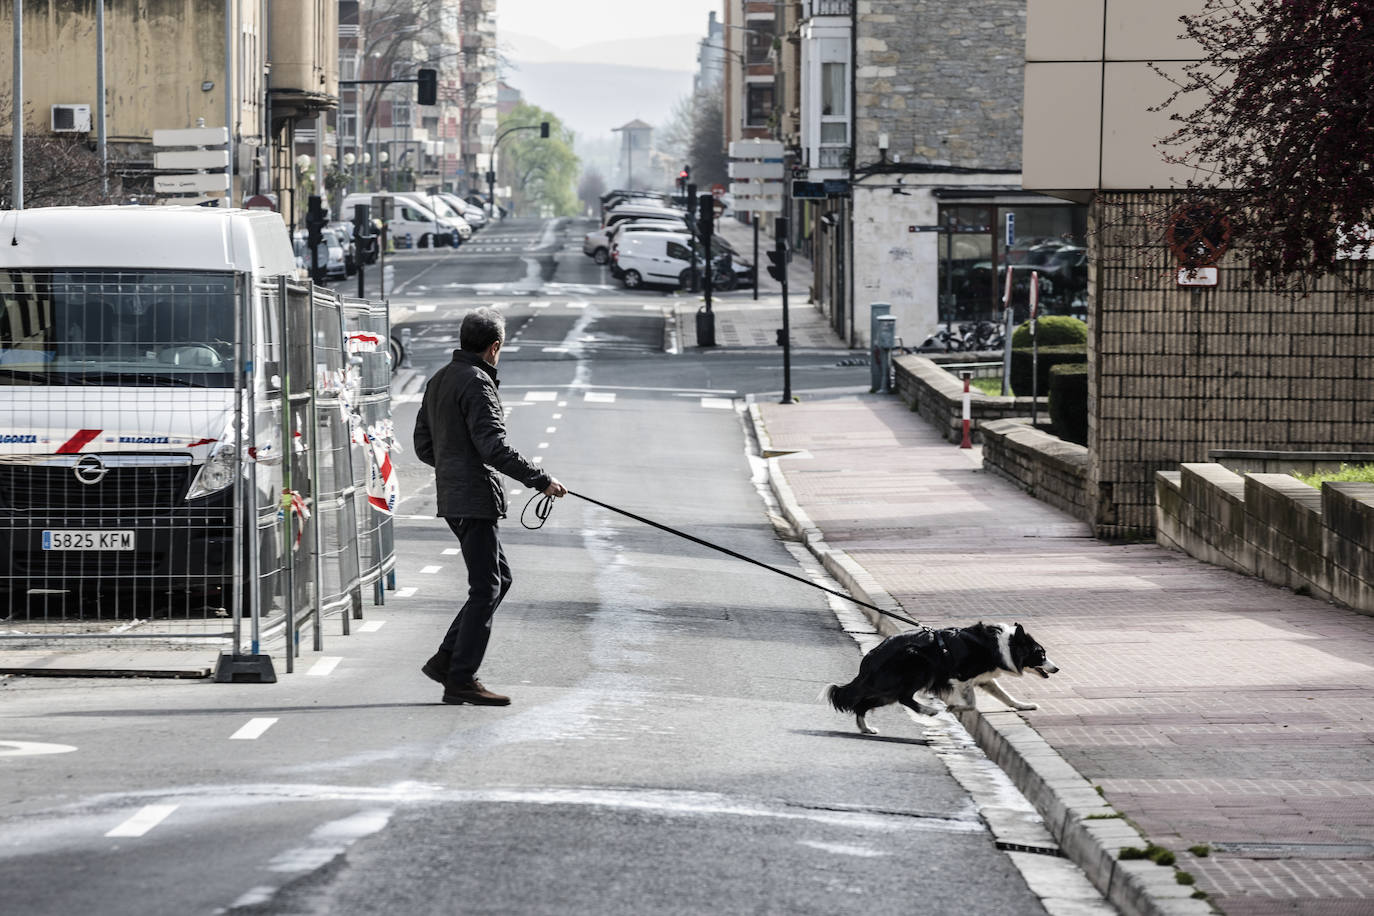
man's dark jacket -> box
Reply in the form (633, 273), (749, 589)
(413, 350), (550, 518)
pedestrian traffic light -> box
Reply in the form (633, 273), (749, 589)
(306, 195), (329, 281)
(417, 68), (437, 106)
(686, 184), (698, 220)
(540, 121), (550, 138)
(776, 328), (786, 346)
(766, 245), (786, 284)
(352, 203), (372, 242)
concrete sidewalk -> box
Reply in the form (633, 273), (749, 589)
(750, 392), (1374, 916)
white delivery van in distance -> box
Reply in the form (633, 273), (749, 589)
(340, 193), (461, 249)
(0, 206), (297, 614)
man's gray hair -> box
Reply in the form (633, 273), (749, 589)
(459, 307), (506, 353)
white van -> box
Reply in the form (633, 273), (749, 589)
(612, 233), (700, 289)
(0, 206), (297, 613)
(340, 192), (461, 249)
(395, 192), (472, 242)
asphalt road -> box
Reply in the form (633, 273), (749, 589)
(0, 218), (1097, 915)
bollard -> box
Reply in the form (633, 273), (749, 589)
(695, 306), (716, 347)
(874, 315), (896, 394)
(400, 326), (413, 369)
(960, 370), (974, 448)
(868, 303), (891, 393)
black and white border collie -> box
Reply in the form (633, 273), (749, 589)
(826, 622), (1059, 735)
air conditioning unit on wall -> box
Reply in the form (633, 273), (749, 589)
(51, 104), (92, 133)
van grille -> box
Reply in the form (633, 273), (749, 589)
(0, 464), (192, 511)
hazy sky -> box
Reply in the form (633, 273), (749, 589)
(497, 0), (722, 48)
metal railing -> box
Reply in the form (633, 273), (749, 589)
(806, 0), (853, 17)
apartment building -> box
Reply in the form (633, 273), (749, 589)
(0, 0), (336, 209)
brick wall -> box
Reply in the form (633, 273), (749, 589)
(855, 0), (1024, 169)
(981, 419), (1090, 522)
(892, 354), (1041, 443)
(1090, 193), (1374, 538)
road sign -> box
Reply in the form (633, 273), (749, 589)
(153, 149), (229, 170)
(154, 173), (230, 193)
(711, 183), (726, 200)
(732, 196), (783, 212)
(152, 126), (228, 147)
(728, 160), (785, 180)
(793, 181), (826, 199)
(729, 139), (784, 159)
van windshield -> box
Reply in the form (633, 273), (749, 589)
(0, 269), (237, 387)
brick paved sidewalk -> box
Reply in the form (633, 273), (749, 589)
(755, 392), (1374, 916)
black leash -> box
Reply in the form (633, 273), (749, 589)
(522, 490), (922, 629)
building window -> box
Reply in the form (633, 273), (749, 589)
(340, 54), (359, 82)
(820, 61), (847, 145)
(393, 99), (412, 128)
(746, 21), (775, 65)
(746, 84), (774, 127)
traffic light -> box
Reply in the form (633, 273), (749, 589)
(417, 68), (437, 106)
(539, 121), (550, 138)
(352, 202), (372, 244)
(686, 184), (698, 221)
(766, 245), (787, 284)
(305, 195), (329, 281)
(776, 328), (786, 346)
(697, 193), (714, 238)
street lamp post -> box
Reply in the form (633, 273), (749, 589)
(487, 120), (549, 221)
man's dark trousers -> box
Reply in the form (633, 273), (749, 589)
(442, 517), (512, 681)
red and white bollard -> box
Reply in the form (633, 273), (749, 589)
(960, 371), (973, 449)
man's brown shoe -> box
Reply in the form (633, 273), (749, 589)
(421, 649), (451, 685)
(442, 679), (511, 706)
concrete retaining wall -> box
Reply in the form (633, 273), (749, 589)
(1156, 463), (1374, 616)
(893, 353), (1042, 444)
(981, 419), (1091, 522)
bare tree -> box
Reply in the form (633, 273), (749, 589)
(0, 136), (123, 208)
(1155, 0), (1374, 286)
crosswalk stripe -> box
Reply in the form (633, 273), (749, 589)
(106, 805), (178, 838)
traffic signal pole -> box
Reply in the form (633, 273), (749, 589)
(696, 192), (716, 347)
(767, 216), (792, 404)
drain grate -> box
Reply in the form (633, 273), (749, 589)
(996, 840), (1065, 857)
(1210, 842), (1374, 860)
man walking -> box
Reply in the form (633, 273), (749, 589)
(414, 307), (566, 706)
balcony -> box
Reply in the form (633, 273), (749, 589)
(804, 0), (852, 17)
(817, 145), (850, 170)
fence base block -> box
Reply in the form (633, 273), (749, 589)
(213, 653), (278, 684)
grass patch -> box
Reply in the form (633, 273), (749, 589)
(969, 376), (1010, 397)
(1188, 844), (1211, 858)
(1292, 463), (1374, 488)
(1192, 890), (1209, 900)
(1119, 844), (1176, 866)
(1086, 813), (1122, 820)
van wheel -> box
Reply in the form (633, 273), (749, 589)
(679, 269), (693, 290)
(593, 248), (609, 265)
(418, 233), (432, 249)
(622, 270), (643, 289)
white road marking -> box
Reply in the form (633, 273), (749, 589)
(557, 401), (568, 407)
(533, 456), (544, 464)
(415, 304), (436, 312)
(566, 301), (588, 309)
(305, 657), (342, 677)
(0, 740), (77, 757)
(530, 302), (550, 309)
(441, 548), (460, 556)
(502, 345), (521, 353)
(537, 442), (549, 449)
(524, 391), (557, 402)
(395, 587), (419, 598)
(552, 413), (562, 420)
(420, 565), (442, 574)
(510, 487), (524, 496)
(701, 397), (734, 409)
(798, 840), (889, 858)
(542, 346), (569, 353)
(584, 392), (616, 403)
(358, 620), (386, 633)
(545, 426), (557, 433)
(105, 804), (178, 838)
(229, 718), (279, 741)
(642, 304), (660, 310)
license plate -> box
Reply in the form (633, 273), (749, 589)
(41, 530), (135, 551)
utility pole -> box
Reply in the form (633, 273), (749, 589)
(12, 0), (22, 209)
(767, 216), (791, 403)
(697, 191), (716, 347)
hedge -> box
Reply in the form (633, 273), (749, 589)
(1010, 316), (1087, 349)
(1048, 363), (1089, 445)
(1010, 344), (1087, 397)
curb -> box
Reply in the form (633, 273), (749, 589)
(746, 402), (1214, 916)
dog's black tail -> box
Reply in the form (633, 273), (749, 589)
(824, 680), (862, 713)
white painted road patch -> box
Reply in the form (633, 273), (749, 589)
(701, 397), (734, 410)
(524, 391), (558, 402)
(229, 718), (279, 741)
(395, 587), (419, 598)
(0, 740), (77, 757)
(584, 392), (616, 403)
(305, 657), (342, 677)
(420, 565), (443, 574)
(358, 620), (386, 633)
(106, 804), (178, 838)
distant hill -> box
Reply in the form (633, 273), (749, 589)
(503, 60), (695, 141)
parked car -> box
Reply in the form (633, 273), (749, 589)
(339, 192), (462, 249)
(398, 192), (472, 243)
(438, 192), (487, 230)
(292, 229), (346, 281)
(327, 223), (358, 276)
(584, 217), (685, 265)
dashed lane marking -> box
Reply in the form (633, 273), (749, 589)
(105, 804), (178, 838)
(584, 391), (616, 403)
(545, 426), (557, 433)
(441, 548), (460, 556)
(702, 397), (735, 409)
(394, 587), (418, 598)
(305, 657), (342, 677)
(420, 565), (442, 574)
(524, 391), (558, 402)
(415, 304), (436, 312)
(0, 740), (77, 757)
(230, 718), (279, 741)
(358, 621), (386, 633)
(537, 442), (550, 449)
(566, 301), (588, 309)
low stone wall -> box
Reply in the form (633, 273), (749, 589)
(1156, 463), (1374, 615)
(893, 353), (1043, 444)
(981, 419), (1090, 522)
